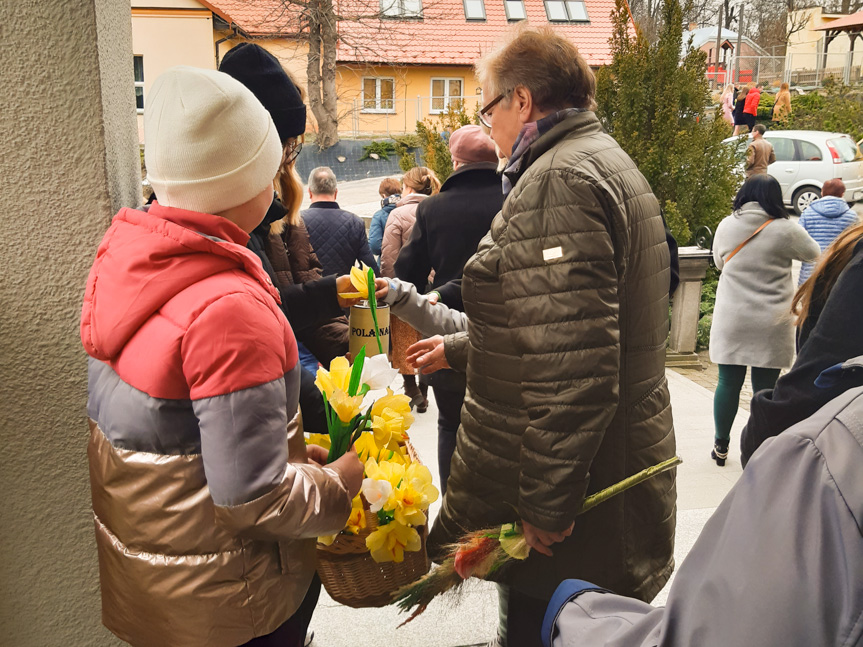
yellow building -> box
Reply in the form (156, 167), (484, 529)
(786, 7), (863, 84)
(131, 0), (618, 138)
(131, 0), (216, 140)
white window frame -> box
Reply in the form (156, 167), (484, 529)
(380, 0), (423, 19)
(429, 78), (465, 114)
(504, 0), (526, 20)
(544, 0), (589, 22)
(463, 0), (486, 20)
(134, 55), (145, 114)
(362, 77), (396, 114)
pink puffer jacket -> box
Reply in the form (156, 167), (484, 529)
(380, 193), (428, 278)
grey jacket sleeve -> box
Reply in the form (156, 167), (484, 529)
(547, 589), (663, 647)
(547, 402), (863, 647)
(194, 365), (351, 541)
(383, 278), (468, 337)
(787, 220), (821, 263)
(183, 294), (352, 542)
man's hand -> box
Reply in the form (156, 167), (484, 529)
(306, 444), (328, 467)
(406, 335), (450, 374)
(522, 520), (574, 557)
(336, 275), (389, 309)
(426, 291), (440, 306)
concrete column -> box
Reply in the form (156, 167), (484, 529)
(668, 248), (712, 365)
(0, 0), (140, 644)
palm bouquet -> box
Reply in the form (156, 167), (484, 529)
(392, 455), (682, 624)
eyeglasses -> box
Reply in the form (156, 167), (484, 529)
(285, 140), (303, 164)
(478, 90), (510, 128)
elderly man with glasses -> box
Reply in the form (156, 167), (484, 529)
(407, 27), (676, 647)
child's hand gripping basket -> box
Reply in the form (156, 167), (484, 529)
(316, 441), (431, 608)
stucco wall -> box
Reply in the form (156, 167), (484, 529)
(0, 0), (140, 644)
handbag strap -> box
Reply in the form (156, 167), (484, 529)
(724, 219), (772, 264)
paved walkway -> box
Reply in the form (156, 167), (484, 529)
(308, 369), (746, 646)
(670, 351), (755, 412)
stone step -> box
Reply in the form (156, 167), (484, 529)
(665, 351), (703, 370)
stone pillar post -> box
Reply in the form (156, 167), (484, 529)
(0, 0), (139, 644)
(667, 247), (712, 368)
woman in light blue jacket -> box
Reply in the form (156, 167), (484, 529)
(798, 178), (859, 285)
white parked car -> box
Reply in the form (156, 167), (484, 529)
(723, 130), (863, 214)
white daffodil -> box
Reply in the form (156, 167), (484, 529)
(361, 478), (394, 513)
(361, 353), (399, 391)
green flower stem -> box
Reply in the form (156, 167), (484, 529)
(580, 456), (682, 515)
(367, 268), (383, 354)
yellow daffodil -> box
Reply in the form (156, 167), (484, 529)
(371, 388), (414, 428)
(372, 409), (411, 449)
(354, 432), (379, 463)
(366, 520), (421, 563)
(356, 431), (409, 465)
(318, 534), (336, 546)
(345, 495), (367, 535)
(392, 462), (439, 526)
(315, 356), (352, 400)
(305, 433), (331, 450)
(337, 263), (373, 299)
(328, 389), (364, 423)
(364, 457), (405, 493)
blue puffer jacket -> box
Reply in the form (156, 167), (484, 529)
(369, 195), (399, 258)
(798, 196), (859, 285)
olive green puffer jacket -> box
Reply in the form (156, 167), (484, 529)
(428, 111), (676, 602)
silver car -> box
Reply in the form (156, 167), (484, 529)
(724, 130), (863, 214)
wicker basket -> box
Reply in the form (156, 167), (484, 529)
(316, 442), (431, 608)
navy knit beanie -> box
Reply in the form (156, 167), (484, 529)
(219, 43), (307, 143)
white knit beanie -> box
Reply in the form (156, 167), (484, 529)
(144, 66), (282, 214)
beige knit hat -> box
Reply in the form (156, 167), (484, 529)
(144, 66), (282, 214)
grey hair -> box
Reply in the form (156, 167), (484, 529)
(308, 166), (338, 195)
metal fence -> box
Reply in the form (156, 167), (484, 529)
(707, 51), (863, 90)
(785, 50), (863, 87)
(337, 95), (483, 138)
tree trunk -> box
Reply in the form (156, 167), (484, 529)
(320, 0), (340, 146)
(723, 0), (735, 29)
(306, 0), (340, 149)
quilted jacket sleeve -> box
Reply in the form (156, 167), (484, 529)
(499, 170), (621, 532)
(183, 293), (351, 540)
(444, 332), (470, 373)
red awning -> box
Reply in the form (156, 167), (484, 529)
(814, 10), (863, 32)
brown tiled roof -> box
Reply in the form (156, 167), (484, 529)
(203, 0), (617, 65)
(337, 0), (618, 66)
(813, 9), (863, 32)
(199, 0), (304, 36)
